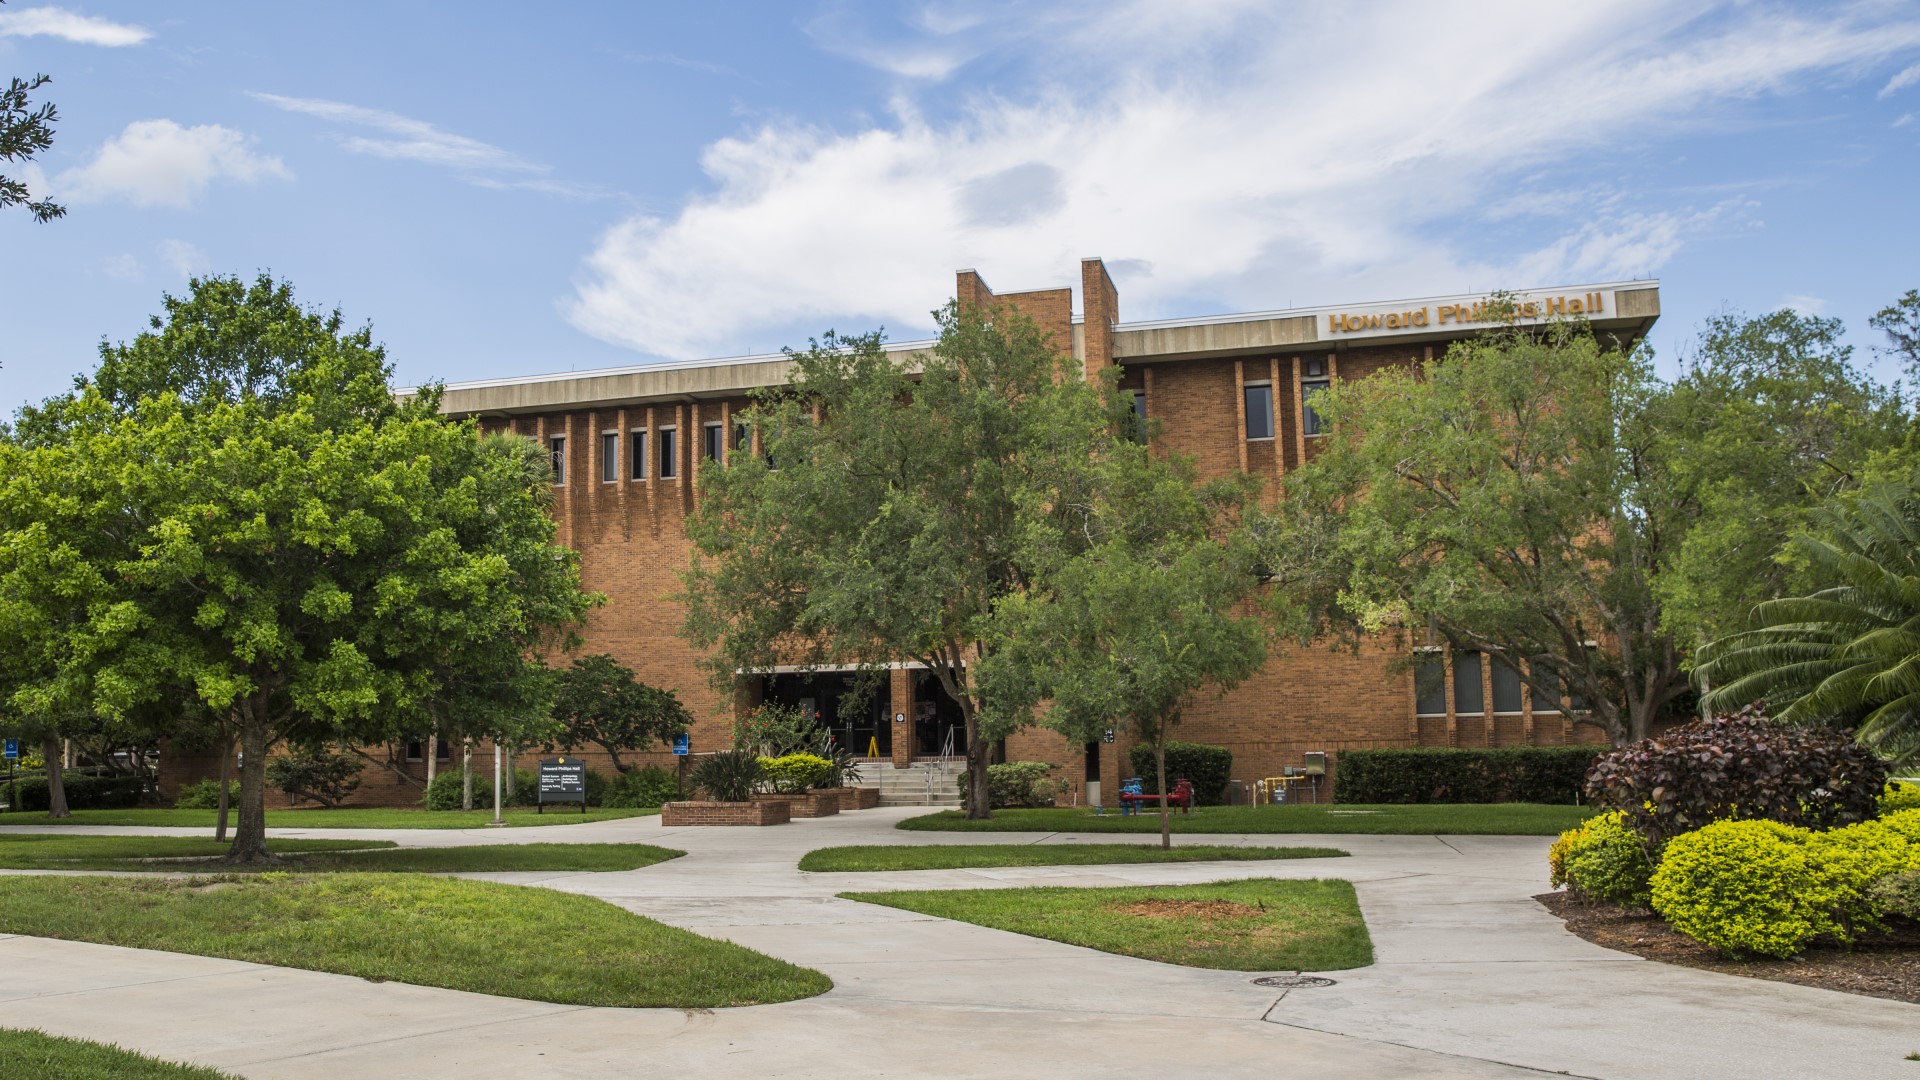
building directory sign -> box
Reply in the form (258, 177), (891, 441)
(537, 756), (587, 813)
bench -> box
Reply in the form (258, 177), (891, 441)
(1118, 778), (1194, 815)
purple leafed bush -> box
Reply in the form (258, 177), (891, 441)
(1584, 706), (1887, 847)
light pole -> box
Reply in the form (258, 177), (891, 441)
(488, 738), (505, 827)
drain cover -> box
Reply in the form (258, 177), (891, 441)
(1251, 975), (1335, 988)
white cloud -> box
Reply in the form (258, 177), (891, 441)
(1882, 61), (1920, 97)
(51, 120), (288, 208)
(0, 5), (149, 46)
(158, 239), (207, 278)
(250, 93), (540, 172)
(568, 1), (1920, 360)
(1781, 294), (1828, 315)
(101, 253), (141, 280)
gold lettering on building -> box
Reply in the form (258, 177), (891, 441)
(1328, 292), (1606, 335)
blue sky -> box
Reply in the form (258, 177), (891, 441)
(2, 0), (1918, 413)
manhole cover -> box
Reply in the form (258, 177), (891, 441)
(1251, 975), (1335, 988)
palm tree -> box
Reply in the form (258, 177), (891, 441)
(1696, 477), (1920, 765)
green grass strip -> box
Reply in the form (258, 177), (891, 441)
(798, 842), (1347, 872)
(0, 1027), (237, 1079)
(0, 835), (390, 869)
(844, 877), (1372, 971)
(0, 807), (659, 829)
(897, 802), (1596, 835)
(0, 874), (828, 1008)
(0, 836), (681, 874)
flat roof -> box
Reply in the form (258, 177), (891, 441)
(418, 279), (1658, 417)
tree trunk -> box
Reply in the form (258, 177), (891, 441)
(224, 700), (278, 865)
(215, 728), (234, 841)
(425, 734), (438, 788)
(461, 739), (473, 811)
(41, 735), (69, 819)
(964, 713), (992, 820)
(1155, 728), (1171, 851)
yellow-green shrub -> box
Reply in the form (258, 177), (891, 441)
(758, 753), (834, 794)
(1549, 811), (1653, 908)
(1806, 818), (1920, 937)
(1880, 780), (1920, 814)
(1650, 820), (1827, 958)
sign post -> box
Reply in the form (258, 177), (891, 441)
(537, 756), (587, 814)
(3, 739), (15, 813)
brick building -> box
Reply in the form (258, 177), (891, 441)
(159, 261), (1658, 807)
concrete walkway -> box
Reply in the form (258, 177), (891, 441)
(3, 809), (1917, 1078)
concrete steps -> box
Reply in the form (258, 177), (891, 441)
(852, 760), (964, 807)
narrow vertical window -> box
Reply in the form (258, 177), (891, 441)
(1491, 659), (1524, 714)
(733, 422), (749, 455)
(1244, 383), (1274, 440)
(1301, 379), (1331, 436)
(600, 432), (618, 483)
(1453, 650), (1485, 715)
(1414, 651), (1446, 716)
(703, 422), (724, 462)
(629, 430), (648, 481)
(659, 427), (677, 478)
(1130, 390), (1148, 444)
(548, 436), (566, 485)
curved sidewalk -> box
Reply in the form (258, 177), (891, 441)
(4, 808), (1918, 1078)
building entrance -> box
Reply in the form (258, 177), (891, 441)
(766, 672), (888, 758)
(912, 672), (968, 757)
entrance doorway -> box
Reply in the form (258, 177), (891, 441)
(912, 672), (968, 757)
(765, 672), (888, 758)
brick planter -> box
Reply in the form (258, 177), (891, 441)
(821, 786), (881, 811)
(750, 792), (841, 818)
(661, 800), (790, 826)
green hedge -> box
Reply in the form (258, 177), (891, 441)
(1127, 741), (1233, 806)
(1334, 747), (1599, 804)
(3, 771), (149, 812)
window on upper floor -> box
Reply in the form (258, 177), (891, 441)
(1301, 379), (1331, 436)
(659, 427), (678, 478)
(548, 436), (566, 485)
(600, 431), (618, 483)
(703, 422), (724, 463)
(629, 429), (648, 481)
(1244, 382), (1274, 440)
(1129, 390), (1148, 445)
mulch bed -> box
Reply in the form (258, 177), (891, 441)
(1535, 891), (1920, 1005)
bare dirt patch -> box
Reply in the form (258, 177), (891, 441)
(1113, 899), (1264, 920)
(1536, 891), (1920, 1005)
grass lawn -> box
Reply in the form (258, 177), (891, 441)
(844, 877), (1372, 971)
(0, 873), (828, 1007)
(0, 806), (659, 829)
(0, 835), (390, 869)
(0, 1028), (237, 1079)
(0, 835), (681, 873)
(798, 843), (1347, 872)
(897, 802), (1596, 835)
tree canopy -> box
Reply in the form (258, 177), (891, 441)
(549, 654), (691, 772)
(682, 302), (1122, 816)
(0, 1), (63, 225)
(0, 275), (595, 858)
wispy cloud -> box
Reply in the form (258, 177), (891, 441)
(568, 1), (1920, 361)
(618, 51), (742, 78)
(47, 119), (288, 208)
(0, 5), (149, 47)
(1881, 62), (1920, 98)
(158, 238), (207, 278)
(250, 93), (540, 172)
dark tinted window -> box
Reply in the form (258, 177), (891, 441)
(1302, 379), (1331, 436)
(1492, 659), (1523, 713)
(1244, 384), (1274, 439)
(1414, 653), (1446, 715)
(1453, 651), (1484, 715)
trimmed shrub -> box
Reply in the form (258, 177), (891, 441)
(1881, 779), (1920, 815)
(1334, 747), (1598, 804)
(958, 761), (1062, 811)
(760, 753), (834, 794)
(422, 769), (492, 811)
(265, 746), (364, 808)
(1804, 818), (1920, 937)
(1650, 820), (1827, 958)
(1880, 808), (1920, 844)
(5, 771), (147, 812)
(1868, 869), (1920, 922)
(690, 749), (762, 802)
(172, 778), (240, 809)
(605, 765), (680, 808)
(1585, 708), (1887, 847)
(1127, 741), (1233, 806)
(1549, 811), (1654, 908)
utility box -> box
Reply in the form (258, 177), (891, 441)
(1303, 752), (1327, 776)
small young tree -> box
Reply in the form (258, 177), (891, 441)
(980, 445), (1268, 848)
(549, 654), (690, 772)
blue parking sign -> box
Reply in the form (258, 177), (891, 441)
(2, 739), (16, 760)
(671, 733), (690, 756)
